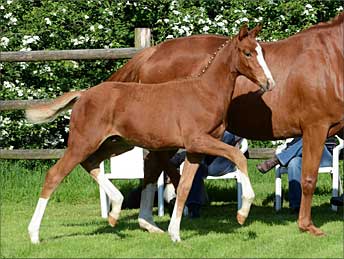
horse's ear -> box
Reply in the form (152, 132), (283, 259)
(249, 24), (262, 38)
(238, 23), (249, 41)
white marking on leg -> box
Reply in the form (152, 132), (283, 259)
(168, 199), (181, 242)
(28, 197), (49, 244)
(96, 173), (123, 220)
(163, 183), (176, 203)
(237, 171), (255, 218)
(255, 43), (275, 85)
(138, 183), (164, 233)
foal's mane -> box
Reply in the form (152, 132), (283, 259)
(196, 37), (231, 77)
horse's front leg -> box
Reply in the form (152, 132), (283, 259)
(298, 126), (328, 236)
(139, 150), (178, 233)
(168, 153), (202, 242)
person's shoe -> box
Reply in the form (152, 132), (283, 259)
(256, 155), (280, 174)
(167, 197), (176, 217)
(330, 194), (344, 206)
(188, 203), (201, 219)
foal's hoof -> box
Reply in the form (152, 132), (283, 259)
(108, 215), (117, 227)
(299, 224), (325, 236)
(138, 218), (164, 233)
(168, 225), (181, 242)
(169, 232), (181, 242)
(236, 212), (247, 225)
(28, 230), (40, 244)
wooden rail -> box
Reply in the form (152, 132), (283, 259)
(0, 148), (275, 160)
(0, 28), (150, 62)
(0, 48), (139, 62)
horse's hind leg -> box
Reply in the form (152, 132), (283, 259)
(81, 139), (133, 227)
(185, 134), (254, 225)
(138, 150), (178, 233)
(28, 148), (84, 244)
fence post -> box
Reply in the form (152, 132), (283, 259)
(135, 28), (151, 49)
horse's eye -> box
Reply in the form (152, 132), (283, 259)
(244, 51), (252, 57)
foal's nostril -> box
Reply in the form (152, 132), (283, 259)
(266, 80), (270, 90)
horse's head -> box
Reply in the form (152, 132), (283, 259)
(233, 24), (275, 92)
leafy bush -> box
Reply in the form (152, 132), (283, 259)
(1, 0), (343, 149)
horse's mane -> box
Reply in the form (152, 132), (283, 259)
(106, 46), (157, 82)
(301, 11), (344, 34)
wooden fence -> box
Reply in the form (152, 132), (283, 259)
(0, 28), (275, 160)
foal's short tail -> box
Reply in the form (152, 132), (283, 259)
(26, 91), (83, 124)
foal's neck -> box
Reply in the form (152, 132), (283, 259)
(200, 38), (239, 94)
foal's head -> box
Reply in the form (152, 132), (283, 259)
(233, 24), (275, 92)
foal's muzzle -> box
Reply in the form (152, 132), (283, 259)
(260, 78), (275, 92)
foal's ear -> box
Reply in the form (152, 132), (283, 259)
(249, 24), (262, 38)
(238, 23), (249, 41)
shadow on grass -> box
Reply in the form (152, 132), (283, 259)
(45, 183), (342, 242)
(45, 220), (129, 242)
(52, 202), (342, 242)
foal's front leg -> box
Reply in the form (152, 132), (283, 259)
(168, 153), (202, 242)
(185, 134), (254, 225)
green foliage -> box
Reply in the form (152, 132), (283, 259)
(1, 0), (343, 149)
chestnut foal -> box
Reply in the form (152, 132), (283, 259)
(26, 25), (274, 243)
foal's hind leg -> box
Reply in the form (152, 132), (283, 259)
(185, 134), (254, 224)
(28, 149), (84, 244)
(81, 139), (133, 227)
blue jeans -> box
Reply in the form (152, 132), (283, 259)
(276, 138), (332, 209)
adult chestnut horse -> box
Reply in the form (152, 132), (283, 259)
(107, 12), (344, 236)
(26, 25), (274, 243)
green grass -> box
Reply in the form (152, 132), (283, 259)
(1, 159), (343, 258)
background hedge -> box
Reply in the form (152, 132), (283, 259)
(1, 0), (343, 149)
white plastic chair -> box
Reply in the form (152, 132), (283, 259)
(176, 138), (249, 213)
(274, 136), (343, 211)
(99, 147), (164, 218)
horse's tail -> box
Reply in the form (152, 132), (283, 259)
(106, 46), (156, 82)
(26, 91), (83, 124)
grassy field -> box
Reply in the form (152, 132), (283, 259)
(1, 159), (343, 258)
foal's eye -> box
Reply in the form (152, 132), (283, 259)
(244, 51), (252, 57)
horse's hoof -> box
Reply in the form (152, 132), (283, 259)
(108, 215), (117, 227)
(138, 218), (164, 233)
(299, 224), (325, 236)
(237, 212), (247, 225)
